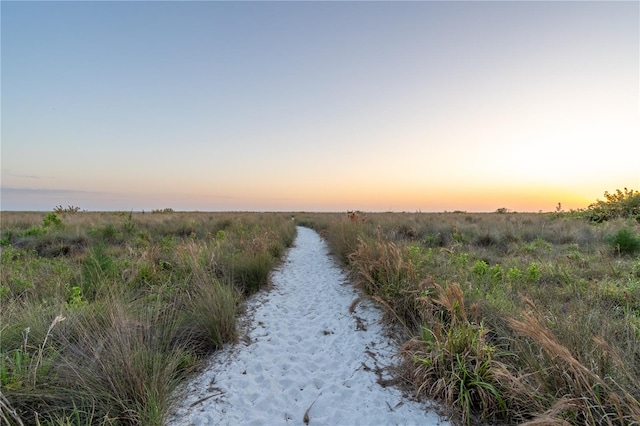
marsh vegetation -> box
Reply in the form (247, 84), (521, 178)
(0, 211), (295, 425)
(1, 189), (639, 425)
(298, 190), (640, 425)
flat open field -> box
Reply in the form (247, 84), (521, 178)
(1, 205), (639, 425)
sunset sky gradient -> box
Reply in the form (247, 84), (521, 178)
(2, 1), (639, 212)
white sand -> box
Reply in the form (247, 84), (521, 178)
(167, 226), (448, 426)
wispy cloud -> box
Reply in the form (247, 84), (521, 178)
(8, 173), (52, 179)
(2, 168), (56, 180)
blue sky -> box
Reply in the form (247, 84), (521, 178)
(2, 1), (638, 212)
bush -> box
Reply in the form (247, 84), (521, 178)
(472, 260), (489, 277)
(608, 228), (640, 255)
(582, 188), (640, 222)
(54, 205), (81, 214)
(43, 212), (62, 227)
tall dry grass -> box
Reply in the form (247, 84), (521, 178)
(0, 211), (295, 424)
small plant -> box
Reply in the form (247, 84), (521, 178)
(608, 228), (640, 255)
(489, 264), (504, 284)
(506, 266), (522, 283)
(452, 252), (469, 268)
(43, 212), (62, 228)
(472, 260), (489, 277)
(525, 262), (541, 282)
(21, 226), (46, 237)
(67, 286), (87, 308)
(1, 327), (31, 389)
(0, 285), (9, 300)
(0, 236), (10, 247)
(122, 211), (136, 235)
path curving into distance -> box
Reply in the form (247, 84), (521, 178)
(167, 226), (448, 426)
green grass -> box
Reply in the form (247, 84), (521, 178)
(0, 211), (295, 425)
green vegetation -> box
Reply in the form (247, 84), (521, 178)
(0, 211), (295, 425)
(299, 189), (640, 425)
(2, 189), (638, 425)
(608, 228), (640, 255)
(563, 187), (640, 223)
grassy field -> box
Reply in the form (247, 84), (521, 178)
(1, 191), (639, 425)
(0, 211), (296, 425)
(296, 203), (640, 425)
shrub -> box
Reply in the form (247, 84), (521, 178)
(151, 208), (175, 214)
(582, 188), (640, 222)
(526, 262), (541, 282)
(472, 260), (489, 277)
(21, 226), (46, 237)
(95, 224), (120, 243)
(608, 228), (640, 255)
(489, 264), (504, 284)
(43, 212), (62, 228)
(506, 266), (522, 283)
(54, 205), (81, 214)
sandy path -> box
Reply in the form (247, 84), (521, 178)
(167, 226), (447, 426)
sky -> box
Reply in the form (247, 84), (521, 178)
(1, 1), (639, 212)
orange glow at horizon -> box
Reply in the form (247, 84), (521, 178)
(168, 181), (606, 213)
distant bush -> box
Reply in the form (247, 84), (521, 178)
(582, 188), (640, 222)
(152, 208), (175, 214)
(54, 205), (81, 214)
